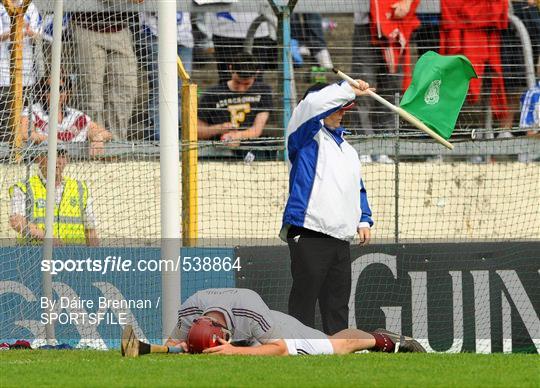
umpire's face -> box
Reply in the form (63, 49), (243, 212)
(324, 109), (346, 129)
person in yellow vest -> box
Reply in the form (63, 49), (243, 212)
(8, 147), (99, 246)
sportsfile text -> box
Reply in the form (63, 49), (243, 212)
(41, 255), (242, 275)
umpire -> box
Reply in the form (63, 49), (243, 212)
(280, 80), (374, 335)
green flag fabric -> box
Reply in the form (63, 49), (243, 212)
(400, 51), (478, 140)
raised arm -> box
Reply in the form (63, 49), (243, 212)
(287, 81), (371, 161)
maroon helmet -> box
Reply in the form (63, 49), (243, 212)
(187, 316), (231, 354)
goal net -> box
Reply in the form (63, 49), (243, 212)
(0, 0), (538, 353)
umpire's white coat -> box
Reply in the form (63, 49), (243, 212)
(280, 81), (373, 242)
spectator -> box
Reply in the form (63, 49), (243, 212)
(21, 75), (112, 156)
(9, 146), (99, 246)
(197, 53), (273, 146)
(350, 0), (420, 163)
(291, 13), (333, 69)
(139, 11), (194, 140)
(440, 0), (512, 130)
(0, 1), (41, 142)
(70, 0), (143, 141)
(500, 0), (540, 132)
(205, 12), (277, 84)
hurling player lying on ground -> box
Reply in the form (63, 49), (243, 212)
(121, 288), (426, 357)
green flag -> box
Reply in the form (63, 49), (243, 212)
(400, 51), (477, 140)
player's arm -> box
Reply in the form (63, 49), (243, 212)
(197, 119), (235, 140)
(287, 81), (369, 159)
(203, 338), (288, 356)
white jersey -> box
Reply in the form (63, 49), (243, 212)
(173, 288), (279, 344)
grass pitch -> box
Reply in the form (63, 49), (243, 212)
(1, 350), (538, 387)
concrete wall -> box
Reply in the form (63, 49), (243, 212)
(1, 161), (539, 243)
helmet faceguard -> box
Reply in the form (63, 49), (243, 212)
(187, 316), (232, 354)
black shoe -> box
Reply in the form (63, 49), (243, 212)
(374, 328), (427, 353)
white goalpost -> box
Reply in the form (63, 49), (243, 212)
(157, 0), (181, 343)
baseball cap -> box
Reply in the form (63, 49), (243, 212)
(339, 100), (356, 111)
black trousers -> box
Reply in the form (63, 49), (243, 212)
(287, 226), (351, 335)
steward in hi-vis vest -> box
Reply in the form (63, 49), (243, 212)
(8, 148), (98, 246)
(9, 175), (88, 244)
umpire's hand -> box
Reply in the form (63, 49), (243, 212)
(357, 227), (371, 246)
(351, 79), (375, 97)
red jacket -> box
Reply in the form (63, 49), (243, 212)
(440, 0), (509, 120)
(370, 0), (421, 91)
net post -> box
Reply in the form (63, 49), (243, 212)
(179, 58), (198, 247)
(158, 0), (181, 343)
(272, 0), (298, 160)
(40, 0), (65, 345)
(394, 92), (400, 244)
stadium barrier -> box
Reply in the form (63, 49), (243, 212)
(1, 243), (538, 353)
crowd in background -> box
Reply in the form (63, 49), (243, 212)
(0, 1), (538, 158)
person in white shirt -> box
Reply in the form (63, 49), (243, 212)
(0, 1), (41, 142)
(20, 75), (112, 156)
(205, 12), (277, 84)
(121, 288), (425, 356)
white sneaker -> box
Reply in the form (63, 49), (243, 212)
(374, 154), (394, 164)
(359, 155), (373, 163)
(315, 48), (333, 69)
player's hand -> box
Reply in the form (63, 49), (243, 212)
(357, 227), (371, 246)
(351, 80), (375, 97)
(202, 338), (238, 355)
(391, 0), (413, 19)
(165, 339), (188, 353)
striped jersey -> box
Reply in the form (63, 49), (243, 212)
(172, 288), (279, 344)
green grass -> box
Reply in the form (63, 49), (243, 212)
(1, 351), (538, 387)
